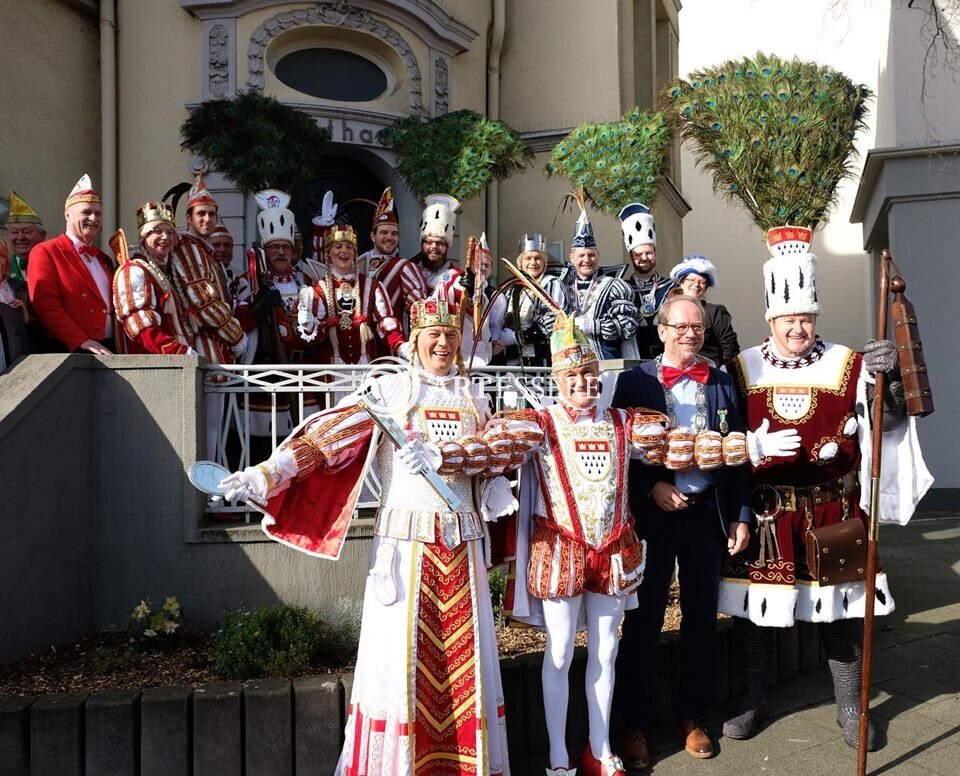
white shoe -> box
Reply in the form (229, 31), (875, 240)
(546, 768), (578, 776)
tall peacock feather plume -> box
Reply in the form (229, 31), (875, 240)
(662, 52), (870, 232)
(381, 109), (532, 203)
(180, 91), (332, 196)
(545, 108), (674, 215)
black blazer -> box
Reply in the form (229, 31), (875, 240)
(700, 301), (740, 367)
(612, 360), (752, 538)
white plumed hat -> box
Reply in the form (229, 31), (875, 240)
(419, 193), (460, 242)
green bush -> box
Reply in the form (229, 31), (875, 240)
(215, 606), (324, 679)
(488, 566), (508, 628)
(214, 600), (363, 680)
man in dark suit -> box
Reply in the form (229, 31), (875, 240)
(612, 295), (752, 769)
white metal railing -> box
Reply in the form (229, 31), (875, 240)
(200, 363), (558, 522)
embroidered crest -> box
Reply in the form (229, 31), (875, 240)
(573, 439), (611, 481)
(772, 385), (812, 421)
(422, 408), (464, 442)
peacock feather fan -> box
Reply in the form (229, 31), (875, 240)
(662, 52), (870, 231)
(381, 109), (532, 203)
(180, 91), (332, 196)
(545, 108), (674, 215)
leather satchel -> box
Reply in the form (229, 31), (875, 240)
(805, 518), (868, 586)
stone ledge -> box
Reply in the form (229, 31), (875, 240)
(1, 621), (822, 771)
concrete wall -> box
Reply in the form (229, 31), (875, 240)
(0, 355), (371, 665)
(0, 0), (100, 235)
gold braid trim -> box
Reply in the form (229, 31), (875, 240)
(287, 436), (323, 478)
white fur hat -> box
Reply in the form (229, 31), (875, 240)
(419, 193), (460, 242)
(618, 202), (656, 251)
(670, 254), (717, 287)
(762, 227), (819, 321)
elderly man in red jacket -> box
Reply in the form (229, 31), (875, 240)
(27, 174), (115, 354)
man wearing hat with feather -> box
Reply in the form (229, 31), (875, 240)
(663, 53), (933, 753)
(358, 187), (427, 339)
(502, 287), (654, 776)
(565, 197), (640, 361)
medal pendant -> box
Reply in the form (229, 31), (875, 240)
(718, 408), (729, 435)
(339, 311), (353, 330)
(642, 302), (656, 317)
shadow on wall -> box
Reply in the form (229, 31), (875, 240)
(0, 354), (372, 665)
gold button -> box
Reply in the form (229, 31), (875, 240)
(823, 547), (830, 554)
(839, 558), (845, 565)
(856, 539), (862, 545)
(823, 576), (829, 582)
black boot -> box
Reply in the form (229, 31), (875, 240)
(723, 620), (773, 739)
(821, 619), (879, 751)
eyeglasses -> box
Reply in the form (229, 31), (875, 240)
(661, 323), (705, 335)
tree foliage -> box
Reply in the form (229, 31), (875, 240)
(180, 91), (331, 195)
(381, 109), (532, 202)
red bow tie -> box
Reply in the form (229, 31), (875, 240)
(661, 361), (710, 389)
(77, 243), (97, 257)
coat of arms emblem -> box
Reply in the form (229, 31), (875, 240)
(422, 408), (464, 442)
(772, 385), (813, 421)
(573, 439), (612, 481)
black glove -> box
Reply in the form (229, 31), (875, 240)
(460, 268), (477, 300)
(250, 286), (283, 323)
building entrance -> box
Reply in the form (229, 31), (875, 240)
(294, 155), (389, 257)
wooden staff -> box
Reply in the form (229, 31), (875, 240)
(460, 234), (477, 336)
(858, 249), (891, 776)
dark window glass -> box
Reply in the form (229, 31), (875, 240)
(275, 48), (387, 101)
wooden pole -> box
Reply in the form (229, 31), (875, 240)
(858, 249), (892, 776)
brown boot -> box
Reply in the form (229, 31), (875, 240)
(676, 719), (714, 759)
(617, 728), (650, 771)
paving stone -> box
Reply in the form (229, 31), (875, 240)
(192, 681), (242, 776)
(293, 675), (343, 776)
(244, 677), (292, 776)
(30, 693), (85, 776)
(0, 696), (32, 776)
(85, 690), (139, 776)
(140, 686), (191, 776)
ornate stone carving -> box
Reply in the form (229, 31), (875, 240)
(246, 2), (425, 114)
(208, 24), (230, 97)
(434, 56), (448, 115)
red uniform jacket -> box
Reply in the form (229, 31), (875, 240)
(27, 233), (114, 351)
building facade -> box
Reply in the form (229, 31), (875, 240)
(1, 0), (687, 277)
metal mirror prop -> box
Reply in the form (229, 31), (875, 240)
(187, 460), (233, 497)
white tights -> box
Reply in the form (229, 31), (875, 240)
(541, 592), (627, 769)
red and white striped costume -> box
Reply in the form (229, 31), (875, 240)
(113, 253), (192, 355)
(167, 235), (243, 364)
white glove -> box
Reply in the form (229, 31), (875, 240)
(574, 315), (595, 335)
(231, 332), (249, 358)
(396, 438), (441, 476)
(369, 541), (400, 606)
(480, 476), (519, 521)
(311, 190), (338, 227)
(297, 308), (318, 341)
(186, 347), (200, 357)
(397, 341), (411, 360)
(747, 418), (801, 466)
(219, 467), (268, 504)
